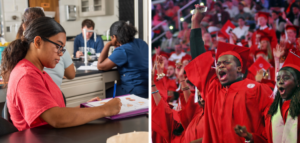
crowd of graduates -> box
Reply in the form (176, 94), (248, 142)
(151, 0), (300, 142)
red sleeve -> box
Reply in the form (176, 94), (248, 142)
(269, 30), (277, 49)
(178, 94), (203, 129)
(251, 84), (273, 143)
(152, 98), (179, 142)
(15, 73), (59, 127)
(185, 52), (216, 99)
(154, 77), (169, 102)
(257, 84), (273, 116)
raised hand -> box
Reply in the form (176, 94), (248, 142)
(191, 4), (206, 29)
(273, 44), (285, 59)
(155, 46), (161, 55)
(156, 56), (165, 75)
(234, 125), (253, 141)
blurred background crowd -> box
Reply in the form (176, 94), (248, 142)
(151, 0), (300, 104)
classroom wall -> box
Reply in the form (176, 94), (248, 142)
(59, 0), (118, 37)
(2, 0), (29, 42)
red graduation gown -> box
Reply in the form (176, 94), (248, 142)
(251, 27), (277, 53)
(185, 52), (274, 143)
(264, 100), (300, 143)
(152, 77), (204, 143)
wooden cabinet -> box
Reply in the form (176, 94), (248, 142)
(79, 0), (106, 17)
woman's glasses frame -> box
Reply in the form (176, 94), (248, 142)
(41, 37), (66, 54)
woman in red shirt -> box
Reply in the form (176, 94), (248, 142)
(1, 17), (121, 131)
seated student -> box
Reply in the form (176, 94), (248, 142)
(97, 21), (148, 98)
(16, 7), (75, 90)
(16, 7), (75, 105)
(1, 17), (121, 131)
(74, 19), (104, 58)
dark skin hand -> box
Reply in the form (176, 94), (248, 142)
(234, 125), (253, 142)
(277, 70), (298, 100)
(216, 55), (242, 85)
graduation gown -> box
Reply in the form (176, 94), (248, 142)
(264, 100), (300, 143)
(152, 78), (204, 143)
(251, 27), (277, 53)
(185, 52), (274, 143)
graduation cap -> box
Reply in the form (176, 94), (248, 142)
(217, 32), (228, 39)
(168, 60), (176, 68)
(160, 52), (170, 59)
(216, 42), (250, 73)
(256, 30), (268, 37)
(285, 25), (300, 32)
(254, 49), (268, 56)
(282, 51), (300, 73)
(257, 12), (270, 19)
(260, 35), (272, 42)
(248, 56), (271, 75)
(181, 54), (192, 63)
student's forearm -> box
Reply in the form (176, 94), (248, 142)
(41, 106), (109, 128)
(180, 80), (191, 102)
(98, 43), (111, 63)
(190, 28), (206, 59)
(152, 86), (161, 106)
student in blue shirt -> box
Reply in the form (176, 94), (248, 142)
(73, 19), (104, 58)
(97, 21), (148, 98)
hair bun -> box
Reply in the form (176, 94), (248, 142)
(20, 36), (28, 43)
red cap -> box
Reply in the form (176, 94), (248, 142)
(285, 25), (299, 32)
(248, 56), (271, 75)
(256, 30), (268, 37)
(254, 49), (268, 56)
(160, 52), (170, 59)
(282, 51), (300, 73)
(216, 42), (250, 73)
(217, 32), (228, 39)
(181, 54), (192, 63)
(258, 12), (270, 19)
(260, 35), (272, 42)
(168, 60), (176, 68)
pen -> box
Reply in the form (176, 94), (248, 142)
(113, 80), (117, 98)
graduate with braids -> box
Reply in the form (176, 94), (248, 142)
(236, 51), (300, 143)
(185, 4), (273, 143)
(151, 55), (204, 143)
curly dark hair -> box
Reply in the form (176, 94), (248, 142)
(268, 67), (300, 119)
(109, 21), (137, 44)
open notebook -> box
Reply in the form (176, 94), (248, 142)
(80, 94), (148, 120)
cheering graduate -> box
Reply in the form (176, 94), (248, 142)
(185, 4), (273, 143)
(251, 12), (277, 51)
(236, 51), (300, 143)
(151, 55), (204, 143)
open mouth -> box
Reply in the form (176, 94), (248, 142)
(278, 87), (286, 95)
(218, 71), (227, 81)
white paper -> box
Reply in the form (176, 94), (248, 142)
(86, 94), (148, 115)
(77, 66), (99, 70)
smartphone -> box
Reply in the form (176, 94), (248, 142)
(191, 6), (207, 14)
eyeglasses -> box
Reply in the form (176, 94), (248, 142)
(41, 37), (66, 54)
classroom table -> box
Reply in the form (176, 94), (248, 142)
(0, 115), (148, 143)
